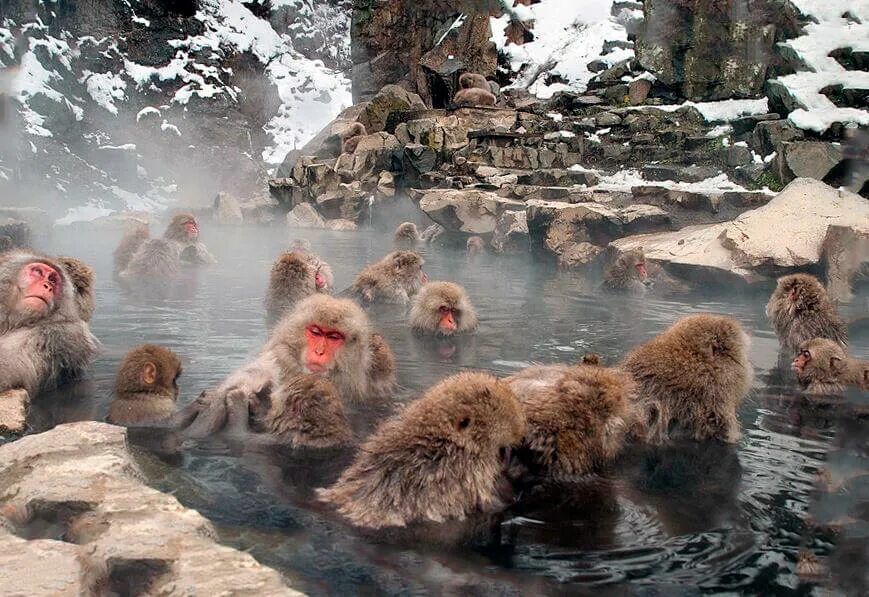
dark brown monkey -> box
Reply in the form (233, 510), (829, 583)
(56, 256), (96, 322)
(792, 338), (868, 395)
(466, 236), (485, 257)
(453, 87), (497, 107)
(519, 364), (640, 481)
(107, 345), (181, 426)
(341, 122), (367, 154)
(767, 273), (847, 353)
(582, 352), (601, 366)
(317, 371), (525, 528)
(459, 72), (490, 91)
(621, 314), (752, 444)
(265, 250), (333, 325)
(409, 281), (478, 336)
(0, 250), (99, 395)
(350, 250), (427, 304)
(602, 248), (648, 294)
(393, 222), (419, 248)
(113, 222), (150, 275)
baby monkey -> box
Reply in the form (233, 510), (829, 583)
(409, 281), (478, 336)
(792, 338), (868, 395)
(108, 345), (182, 426)
(393, 222), (420, 248)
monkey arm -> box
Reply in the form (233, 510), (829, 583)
(0, 330), (42, 394)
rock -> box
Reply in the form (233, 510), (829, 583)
(723, 145), (753, 167)
(0, 389), (29, 434)
(628, 79), (652, 105)
(314, 186), (370, 221)
(618, 204), (672, 233)
(730, 113), (781, 136)
(516, 169), (599, 187)
(765, 79), (802, 118)
(595, 112), (623, 127)
(213, 192), (244, 225)
(721, 191), (773, 208)
(0, 422), (299, 595)
(587, 60), (608, 73)
(641, 164), (719, 183)
(525, 201), (624, 255)
(240, 196), (280, 225)
(403, 144), (439, 176)
(269, 177), (305, 209)
(415, 189), (524, 235)
(631, 185), (719, 213)
(286, 203), (326, 229)
(377, 171), (396, 197)
(359, 85), (427, 134)
(558, 242), (606, 268)
(0, 219), (31, 248)
(774, 142), (843, 184)
(275, 104), (369, 177)
(346, 132), (401, 179)
(822, 225), (869, 303)
(490, 210), (529, 253)
(0, 207), (51, 231)
(730, 163), (769, 189)
(751, 119), (803, 156)
(325, 219), (358, 231)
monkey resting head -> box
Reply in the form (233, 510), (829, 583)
(164, 213), (199, 243)
(1, 251), (74, 329)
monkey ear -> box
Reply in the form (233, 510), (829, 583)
(829, 356), (844, 373)
(142, 362), (158, 385)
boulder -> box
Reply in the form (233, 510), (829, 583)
(240, 195), (280, 225)
(628, 79), (652, 105)
(213, 192), (244, 225)
(377, 171), (396, 198)
(286, 203), (326, 229)
(558, 242), (606, 269)
(774, 142), (843, 184)
(723, 145), (753, 167)
(416, 189), (524, 235)
(490, 210), (529, 253)
(0, 389), (29, 434)
(314, 185), (370, 221)
(359, 85), (426, 134)
(526, 201), (624, 255)
(641, 164), (720, 183)
(822, 225), (869, 303)
(631, 186), (720, 213)
(750, 119), (803, 156)
(0, 532), (86, 595)
(325, 219), (359, 231)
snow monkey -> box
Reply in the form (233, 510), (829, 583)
(349, 250), (427, 304)
(767, 273), (847, 353)
(341, 122), (367, 154)
(393, 222), (420, 248)
(56, 256), (96, 322)
(409, 281), (478, 336)
(265, 250), (333, 326)
(107, 344), (182, 426)
(602, 248), (648, 294)
(792, 338), (868, 395)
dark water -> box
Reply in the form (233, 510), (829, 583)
(24, 224), (869, 595)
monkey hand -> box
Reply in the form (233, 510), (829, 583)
(225, 387), (256, 435)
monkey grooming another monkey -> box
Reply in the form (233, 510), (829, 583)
(409, 281), (478, 336)
(621, 314), (752, 444)
(393, 222), (419, 248)
(767, 273), (847, 353)
(317, 371), (525, 529)
(602, 249), (648, 294)
(56, 256), (96, 322)
(792, 338), (868, 395)
(115, 213), (214, 283)
(265, 250), (333, 326)
(107, 345), (182, 426)
(341, 122), (367, 155)
(0, 250), (99, 396)
(349, 250), (427, 304)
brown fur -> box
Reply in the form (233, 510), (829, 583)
(350, 251), (426, 303)
(621, 314), (752, 444)
(393, 222), (419, 247)
(766, 274), (847, 353)
(341, 122), (367, 154)
(56, 256), (96, 322)
(582, 352), (601, 366)
(260, 374), (352, 447)
(521, 365), (640, 480)
(793, 338), (868, 395)
(368, 333), (397, 399)
(318, 372), (525, 528)
(505, 364), (571, 402)
(459, 72), (490, 90)
(453, 88), (496, 107)
(409, 281), (478, 336)
(602, 249), (647, 294)
(0, 250), (99, 395)
(165, 213), (215, 265)
(113, 224), (149, 275)
(108, 344), (181, 426)
(265, 251), (332, 325)
(466, 236), (484, 257)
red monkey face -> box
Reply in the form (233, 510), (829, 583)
(792, 349), (811, 373)
(420, 271), (429, 284)
(438, 306), (457, 333)
(184, 218), (199, 241)
(315, 270), (327, 290)
(635, 262), (648, 279)
(304, 324), (346, 373)
(18, 262), (62, 313)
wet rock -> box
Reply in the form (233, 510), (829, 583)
(558, 242), (606, 269)
(490, 210), (529, 253)
(0, 422), (299, 595)
(345, 132), (401, 179)
(723, 145), (753, 167)
(314, 186), (370, 221)
(587, 60), (608, 73)
(240, 196), (280, 225)
(286, 203), (326, 229)
(641, 165), (719, 183)
(774, 142), (843, 184)
(325, 219), (359, 231)
(358, 85), (426, 134)
(0, 390), (29, 434)
(213, 192), (244, 225)
(526, 201), (624, 256)
(628, 79), (652, 105)
(751, 118), (803, 156)
(822, 224), (869, 304)
(416, 189), (524, 235)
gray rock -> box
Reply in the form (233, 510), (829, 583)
(0, 389), (29, 434)
(631, 185), (719, 213)
(822, 225), (869, 303)
(642, 165), (720, 183)
(286, 203), (326, 229)
(325, 219), (358, 231)
(723, 145), (753, 167)
(558, 242), (605, 268)
(730, 112), (780, 136)
(491, 210), (529, 253)
(628, 79), (652, 106)
(595, 112), (623, 127)
(751, 117), (803, 156)
(359, 84), (426, 134)
(213, 192), (244, 225)
(775, 142), (843, 184)
(403, 144), (438, 174)
(417, 189), (524, 235)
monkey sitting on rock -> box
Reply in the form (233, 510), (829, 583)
(453, 72), (497, 107)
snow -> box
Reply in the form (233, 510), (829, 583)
(83, 71), (127, 115)
(136, 106), (161, 121)
(437, 14), (467, 46)
(132, 15), (150, 27)
(570, 167), (763, 194)
(161, 120), (182, 136)
(56, 204), (114, 226)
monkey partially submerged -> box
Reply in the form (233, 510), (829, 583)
(265, 250), (333, 326)
(393, 222), (420, 248)
(349, 251), (427, 304)
(107, 345), (182, 426)
(767, 274), (847, 353)
(56, 256), (96, 322)
(409, 281), (478, 336)
(792, 338), (868, 395)
(602, 249), (649, 294)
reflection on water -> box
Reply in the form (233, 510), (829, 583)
(22, 224), (869, 594)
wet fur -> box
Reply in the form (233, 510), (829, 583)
(393, 222), (419, 246)
(56, 256), (96, 322)
(318, 372), (525, 528)
(459, 72), (490, 90)
(409, 281), (478, 336)
(108, 344), (181, 426)
(766, 273), (847, 353)
(265, 251), (332, 325)
(621, 314), (752, 444)
(350, 251), (425, 304)
(602, 248), (646, 294)
(795, 338), (868, 395)
(113, 224), (149, 275)
(260, 374), (352, 447)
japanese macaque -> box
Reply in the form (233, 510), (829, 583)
(107, 345), (181, 426)
(317, 372), (525, 529)
(341, 122), (367, 154)
(767, 274), (847, 353)
(115, 214), (214, 282)
(0, 250), (99, 395)
(602, 248), (648, 294)
(466, 236), (484, 257)
(409, 281), (478, 336)
(518, 364), (640, 481)
(621, 314), (752, 444)
(56, 257), (95, 322)
(113, 223), (150, 275)
(164, 213), (215, 265)
(453, 87), (497, 107)
(265, 250), (333, 325)
(393, 222), (419, 248)
(792, 338), (868, 395)
(459, 72), (490, 91)
(349, 250), (427, 304)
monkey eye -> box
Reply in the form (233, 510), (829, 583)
(439, 306), (451, 314)
(307, 325), (324, 337)
(47, 272), (61, 287)
(800, 350), (811, 359)
(325, 331), (345, 341)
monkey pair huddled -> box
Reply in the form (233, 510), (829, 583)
(452, 72), (497, 107)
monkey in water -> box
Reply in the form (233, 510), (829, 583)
(409, 281), (478, 336)
(265, 250), (333, 326)
(349, 250), (427, 304)
(621, 314), (752, 444)
(602, 248), (648, 294)
(317, 371), (525, 529)
(0, 250), (99, 396)
(107, 345), (182, 426)
(56, 256), (96, 322)
(767, 273), (847, 354)
(466, 236), (485, 258)
(393, 222), (419, 248)
(341, 122), (367, 155)
(792, 338), (868, 395)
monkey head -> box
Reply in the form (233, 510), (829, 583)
(389, 250), (427, 292)
(466, 236), (484, 257)
(56, 256), (96, 322)
(458, 72), (489, 90)
(115, 344), (182, 400)
(0, 251), (76, 329)
(768, 274), (826, 317)
(619, 248), (647, 281)
(164, 213), (199, 243)
(792, 338), (847, 386)
(394, 222), (419, 243)
(272, 252), (319, 295)
(410, 281), (478, 336)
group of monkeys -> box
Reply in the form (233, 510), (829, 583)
(0, 211), (866, 533)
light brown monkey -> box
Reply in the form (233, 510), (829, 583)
(409, 281), (478, 336)
(116, 214), (214, 283)
(317, 371), (525, 529)
(466, 236), (484, 257)
(56, 256), (96, 322)
(164, 213), (216, 265)
(453, 87), (497, 107)
(792, 338), (868, 395)
(766, 274), (847, 353)
(0, 250), (99, 395)
(393, 222), (419, 248)
(350, 250), (427, 304)
(265, 250), (333, 325)
(341, 122), (367, 154)
(519, 364), (640, 481)
(113, 223), (150, 275)
(459, 72), (490, 91)
(621, 314), (752, 444)
(602, 248), (648, 294)
(107, 345), (182, 426)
